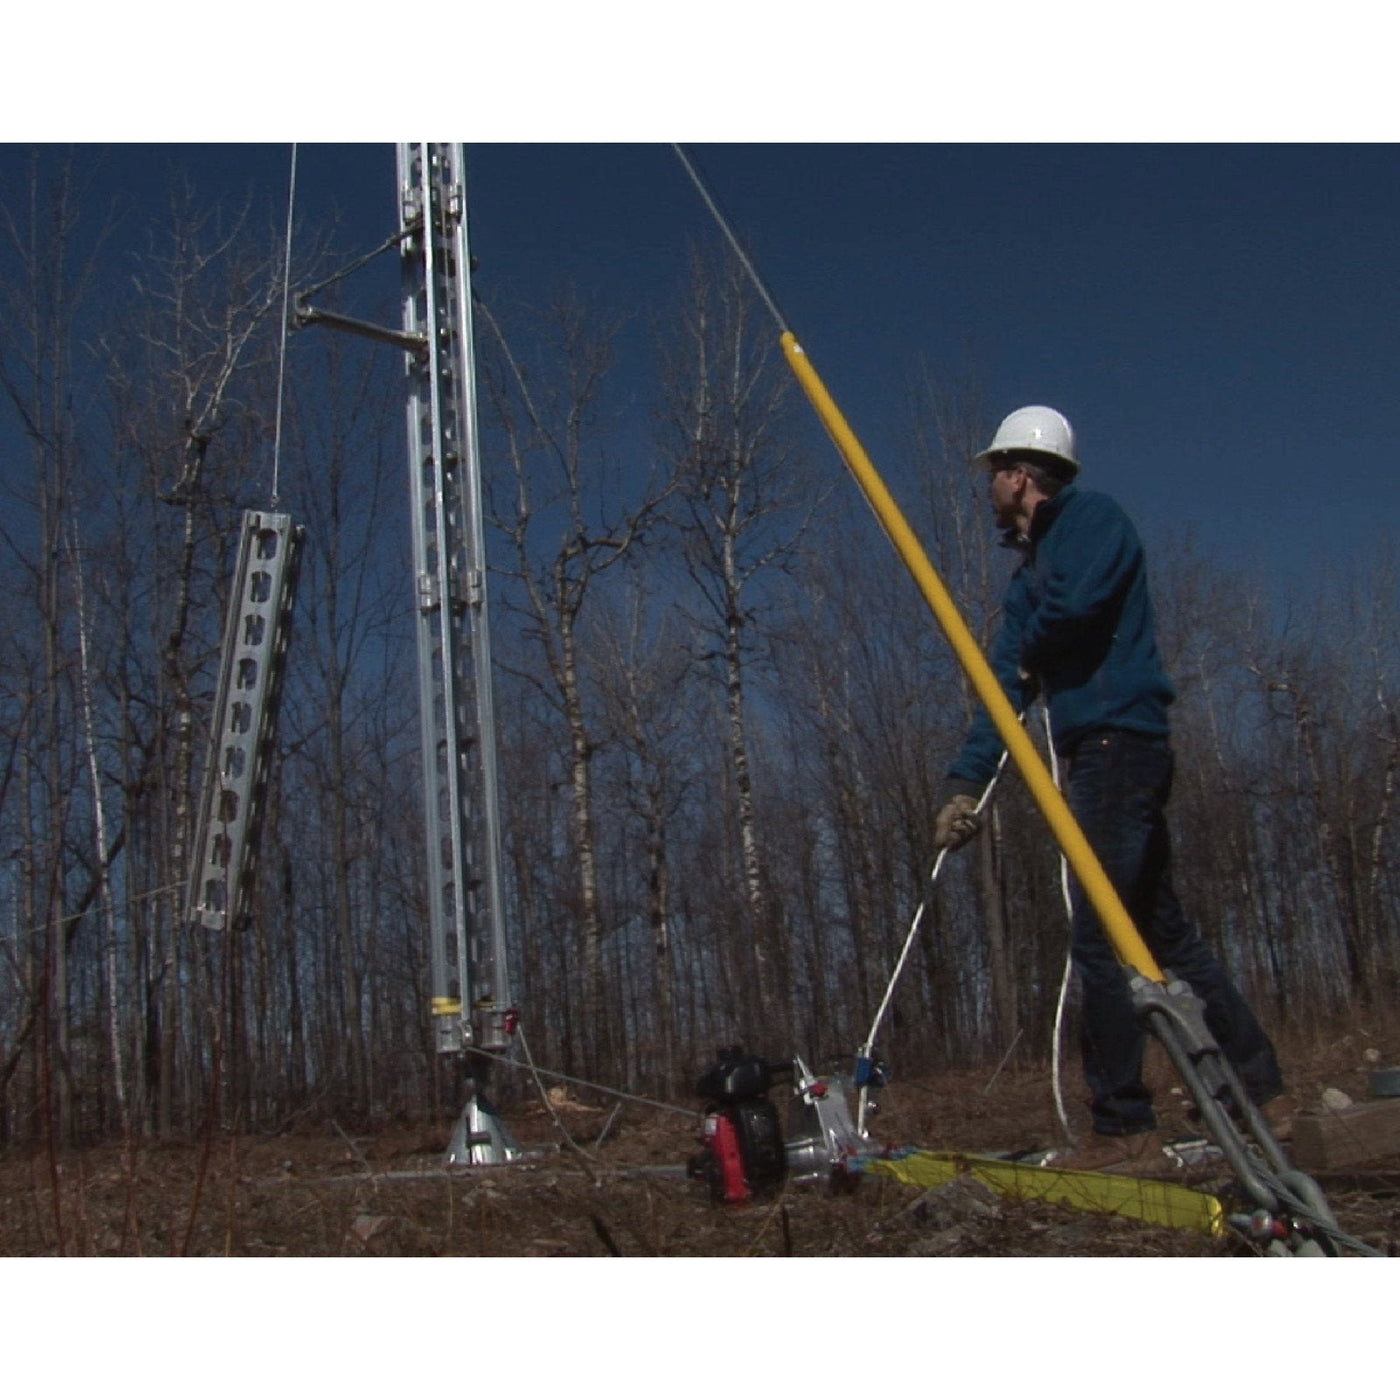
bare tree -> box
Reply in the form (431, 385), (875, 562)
(0, 151), (116, 1144)
(69, 517), (129, 1132)
(900, 366), (1031, 1057)
(277, 329), (407, 1112)
(660, 251), (818, 1044)
(96, 179), (295, 1132)
(590, 583), (699, 1092)
(481, 293), (673, 1078)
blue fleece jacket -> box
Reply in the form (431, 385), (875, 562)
(948, 485), (1175, 788)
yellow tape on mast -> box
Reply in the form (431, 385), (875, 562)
(780, 330), (1164, 983)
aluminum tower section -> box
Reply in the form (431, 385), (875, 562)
(398, 143), (511, 1057)
(188, 510), (304, 932)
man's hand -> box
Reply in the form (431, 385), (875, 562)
(934, 793), (981, 851)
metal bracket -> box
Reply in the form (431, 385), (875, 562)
(784, 1056), (868, 1185)
(1129, 972), (1348, 1252)
(293, 299), (427, 357)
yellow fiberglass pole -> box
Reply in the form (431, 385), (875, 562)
(781, 331), (1165, 984)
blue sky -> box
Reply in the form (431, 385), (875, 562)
(9, 139), (1393, 602)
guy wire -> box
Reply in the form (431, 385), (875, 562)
(271, 142), (298, 509)
(671, 144), (790, 335)
(468, 1041), (698, 1120)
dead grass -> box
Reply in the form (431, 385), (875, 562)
(3, 1025), (1397, 1257)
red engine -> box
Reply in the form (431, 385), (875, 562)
(688, 1047), (790, 1204)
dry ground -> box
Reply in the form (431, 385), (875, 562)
(3, 1029), (1397, 1257)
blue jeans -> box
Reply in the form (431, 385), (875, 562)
(1065, 729), (1284, 1136)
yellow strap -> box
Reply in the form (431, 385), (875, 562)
(431, 997), (462, 1016)
(866, 1150), (1225, 1236)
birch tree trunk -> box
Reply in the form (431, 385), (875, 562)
(70, 519), (130, 1133)
(663, 253), (815, 1044)
(482, 295), (673, 1078)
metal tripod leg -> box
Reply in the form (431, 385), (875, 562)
(445, 1057), (523, 1166)
(446, 1093), (523, 1166)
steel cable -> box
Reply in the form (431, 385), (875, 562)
(468, 1040), (700, 1120)
(671, 144), (790, 334)
(271, 143), (297, 509)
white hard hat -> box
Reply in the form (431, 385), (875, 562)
(975, 405), (1079, 476)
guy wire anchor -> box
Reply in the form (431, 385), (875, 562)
(1128, 972), (1360, 1255)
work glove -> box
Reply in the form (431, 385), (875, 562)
(934, 793), (981, 851)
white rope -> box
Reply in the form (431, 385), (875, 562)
(855, 736), (1018, 1135)
(852, 707), (1080, 1143)
(1044, 705), (1078, 1146)
(270, 143), (298, 509)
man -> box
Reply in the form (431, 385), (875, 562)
(934, 405), (1287, 1155)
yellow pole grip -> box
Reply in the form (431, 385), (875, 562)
(781, 331), (1164, 983)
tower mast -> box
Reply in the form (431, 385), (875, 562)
(398, 143), (517, 1162)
